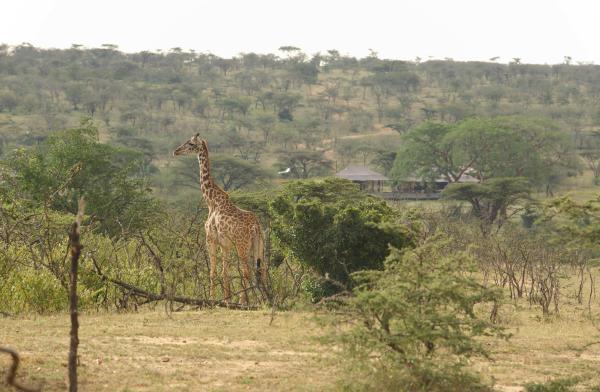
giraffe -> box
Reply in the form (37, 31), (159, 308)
(173, 133), (267, 305)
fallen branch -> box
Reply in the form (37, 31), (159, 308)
(0, 346), (40, 392)
(91, 257), (259, 311)
(222, 285), (258, 302)
(316, 291), (352, 306)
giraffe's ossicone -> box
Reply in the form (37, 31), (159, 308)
(173, 133), (267, 305)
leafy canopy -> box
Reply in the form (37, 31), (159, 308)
(172, 153), (271, 191)
(5, 120), (158, 234)
(269, 178), (411, 289)
(442, 177), (531, 229)
(391, 116), (579, 187)
(340, 234), (505, 392)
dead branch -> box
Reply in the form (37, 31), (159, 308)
(137, 233), (166, 295)
(91, 257), (259, 311)
(68, 198), (85, 392)
(316, 291), (352, 306)
(0, 346), (40, 392)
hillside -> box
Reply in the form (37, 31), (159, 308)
(1, 44), (600, 200)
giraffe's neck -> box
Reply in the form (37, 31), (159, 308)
(197, 141), (227, 211)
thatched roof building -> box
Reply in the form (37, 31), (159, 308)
(335, 165), (389, 181)
(335, 165), (389, 191)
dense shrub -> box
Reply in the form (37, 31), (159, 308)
(5, 120), (159, 235)
(338, 233), (505, 392)
(269, 178), (411, 294)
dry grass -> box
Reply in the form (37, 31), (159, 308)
(476, 297), (600, 391)
(555, 169), (600, 201)
(2, 302), (600, 391)
(0, 309), (340, 392)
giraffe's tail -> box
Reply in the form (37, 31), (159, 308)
(252, 227), (270, 302)
(252, 227), (266, 276)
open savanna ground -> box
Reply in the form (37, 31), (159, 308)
(0, 310), (339, 392)
(2, 301), (600, 392)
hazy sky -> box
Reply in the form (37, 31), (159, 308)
(2, 0), (599, 64)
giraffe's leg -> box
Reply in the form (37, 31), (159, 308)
(206, 235), (218, 301)
(221, 242), (232, 301)
(235, 242), (252, 305)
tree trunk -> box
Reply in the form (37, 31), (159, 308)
(68, 199), (85, 392)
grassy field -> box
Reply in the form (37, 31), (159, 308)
(0, 309), (340, 392)
(2, 301), (600, 391)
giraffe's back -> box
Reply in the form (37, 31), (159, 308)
(215, 202), (261, 240)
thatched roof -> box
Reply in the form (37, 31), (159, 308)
(335, 165), (389, 181)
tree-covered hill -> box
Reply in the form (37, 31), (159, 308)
(1, 43), (600, 199)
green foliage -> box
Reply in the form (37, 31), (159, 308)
(338, 234), (504, 392)
(391, 117), (579, 188)
(5, 120), (159, 234)
(0, 199), (212, 313)
(275, 150), (333, 178)
(391, 121), (456, 182)
(172, 153), (272, 191)
(269, 178), (411, 290)
(443, 177), (531, 228)
(454, 117), (579, 186)
(0, 265), (68, 313)
(1, 45), (596, 204)
(540, 195), (600, 247)
(580, 133), (600, 184)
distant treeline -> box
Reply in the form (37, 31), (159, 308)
(1, 44), (599, 196)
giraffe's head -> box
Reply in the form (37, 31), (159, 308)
(173, 133), (202, 156)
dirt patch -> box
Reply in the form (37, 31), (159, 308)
(201, 338), (266, 350)
(496, 386), (523, 392)
(336, 126), (395, 140)
(116, 336), (200, 345)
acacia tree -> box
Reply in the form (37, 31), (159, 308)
(341, 234), (504, 391)
(371, 150), (397, 174)
(582, 150), (600, 185)
(275, 150), (333, 178)
(253, 112), (277, 143)
(453, 117), (579, 187)
(172, 154), (271, 191)
(580, 133), (600, 185)
(541, 195), (600, 247)
(272, 92), (302, 120)
(391, 116), (579, 190)
(443, 177), (531, 232)
(391, 122), (462, 182)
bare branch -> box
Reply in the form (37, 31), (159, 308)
(0, 346), (40, 392)
(91, 257), (258, 310)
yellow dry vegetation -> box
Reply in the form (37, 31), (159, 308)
(2, 301), (600, 391)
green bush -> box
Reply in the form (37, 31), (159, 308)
(1, 268), (68, 313)
(337, 233), (505, 392)
(6, 120), (160, 235)
(269, 178), (411, 291)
